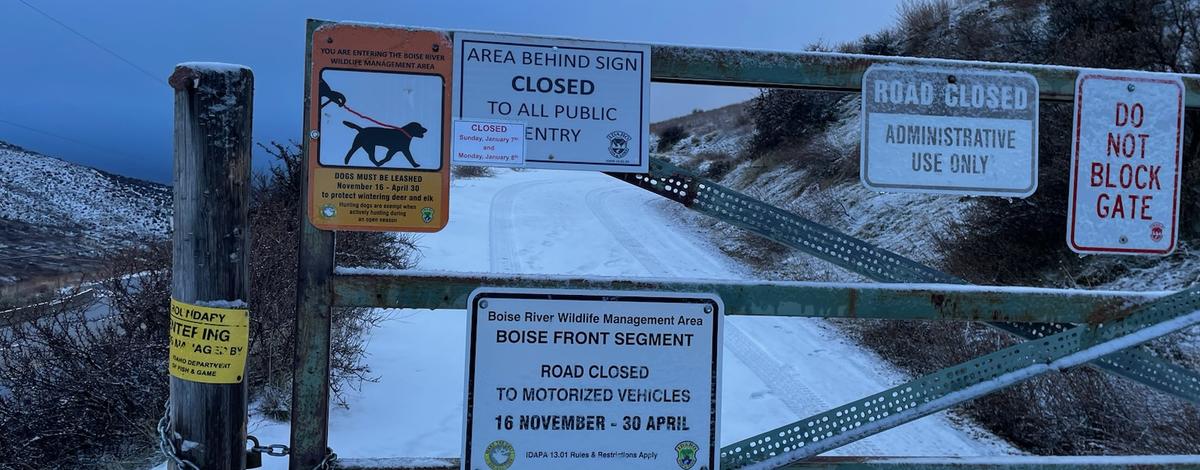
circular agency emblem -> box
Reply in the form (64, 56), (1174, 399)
(1150, 221), (1165, 242)
(484, 440), (515, 470)
(675, 440), (700, 470)
(320, 204), (336, 218)
(421, 207), (435, 223)
(607, 130), (632, 159)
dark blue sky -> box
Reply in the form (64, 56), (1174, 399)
(0, 0), (900, 184)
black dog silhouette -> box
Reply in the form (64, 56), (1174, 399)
(320, 78), (346, 109)
(342, 121), (427, 168)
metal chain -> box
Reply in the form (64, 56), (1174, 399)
(314, 448), (338, 470)
(157, 399), (200, 470)
(247, 435), (337, 470)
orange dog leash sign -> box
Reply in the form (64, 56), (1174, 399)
(305, 22), (451, 232)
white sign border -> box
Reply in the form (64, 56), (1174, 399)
(460, 287), (724, 470)
(859, 63), (1041, 197)
(1066, 70), (1186, 256)
(451, 31), (651, 173)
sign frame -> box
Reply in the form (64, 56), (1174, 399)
(452, 32), (651, 173)
(304, 23), (452, 233)
(1066, 71), (1186, 256)
(859, 64), (1040, 197)
(462, 288), (723, 470)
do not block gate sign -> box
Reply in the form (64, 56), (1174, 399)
(1067, 72), (1185, 255)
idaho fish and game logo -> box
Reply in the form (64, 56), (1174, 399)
(484, 440), (515, 470)
(421, 207), (434, 223)
(1150, 221), (1165, 242)
(607, 130), (632, 159)
(320, 204), (336, 218)
(675, 440), (699, 470)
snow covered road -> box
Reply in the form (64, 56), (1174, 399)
(245, 169), (1013, 467)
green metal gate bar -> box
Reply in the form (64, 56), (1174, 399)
(649, 45), (1200, 105)
(609, 157), (1200, 408)
(290, 20), (1200, 469)
(332, 269), (1158, 324)
(722, 287), (1200, 469)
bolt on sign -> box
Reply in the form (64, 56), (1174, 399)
(462, 289), (722, 470)
(452, 32), (650, 173)
(860, 64), (1040, 196)
(168, 299), (249, 384)
(305, 23), (451, 232)
(1067, 72), (1185, 255)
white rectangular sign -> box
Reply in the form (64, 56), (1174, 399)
(1067, 71), (1185, 255)
(453, 32), (650, 173)
(860, 64), (1040, 196)
(452, 119), (526, 167)
(463, 289), (722, 470)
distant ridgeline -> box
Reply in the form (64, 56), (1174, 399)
(0, 140), (170, 289)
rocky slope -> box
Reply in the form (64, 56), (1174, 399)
(0, 141), (170, 288)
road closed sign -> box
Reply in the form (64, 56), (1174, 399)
(453, 32), (650, 173)
(305, 22), (451, 232)
(860, 64), (1040, 196)
(463, 289), (722, 470)
(1067, 72), (1185, 255)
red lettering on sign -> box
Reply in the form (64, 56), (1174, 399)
(1068, 75), (1183, 255)
(1115, 102), (1144, 127)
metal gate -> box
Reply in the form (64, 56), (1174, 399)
(290, 19), (1200, 470)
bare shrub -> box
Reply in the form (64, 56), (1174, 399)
(744, 89), (843, 158)
(656, 125), (689, 152)
(839, 318), (1200, 454)
(452, 165), (495, 178)
(251, 141), (418, 415)
(0, 248), (168, 469)
(0, 141), (419, 468)
(680, 150), (737, 180)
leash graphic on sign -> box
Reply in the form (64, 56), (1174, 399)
(321, 77), (431, 168)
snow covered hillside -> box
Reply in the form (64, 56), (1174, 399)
(238, 169), (1015, 468)
(0, 141), (170, 286)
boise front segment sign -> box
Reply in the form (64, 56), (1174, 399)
(860, 64), (1040, 196)
(463, 290), (722, 470)
(453, 32), (650, 173)
(1067, 71), (1185, 255)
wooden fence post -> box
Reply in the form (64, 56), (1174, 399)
(168, 62), (254, 470)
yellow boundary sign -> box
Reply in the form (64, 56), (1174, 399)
(306, 24), (452, 232)
(169, 299), (250, 384)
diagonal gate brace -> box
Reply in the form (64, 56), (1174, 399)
(607, 156), (1200, 406)
(723, 283), (1200, 469)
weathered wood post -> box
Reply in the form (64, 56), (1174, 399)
(168, 63), (254, 470)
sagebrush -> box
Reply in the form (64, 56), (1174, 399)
(0, 141), (418, 468)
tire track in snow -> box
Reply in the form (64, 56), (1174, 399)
(583, 184), (881, 454)
(583, 187), (675, 277)
(723, 322), (882, 455)
(488, 179), (556, 273)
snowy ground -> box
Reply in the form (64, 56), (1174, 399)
(241, 169), (1015, 468)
